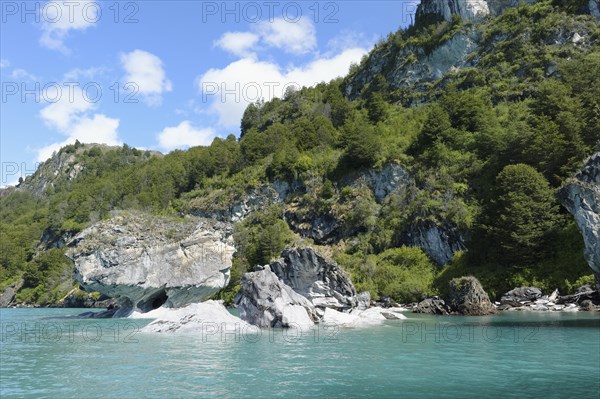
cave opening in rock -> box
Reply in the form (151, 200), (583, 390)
(137, 289), (168, 312)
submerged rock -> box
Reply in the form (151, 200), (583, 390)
(448, 276), (496, 315)
(322, 306), (407, 327)
(70, 308), (119, 319)
(235, 266), (318, 328)
(558, 152), (600, 291)
(270, 247), (357, 310)
(68, 213), (235, 314)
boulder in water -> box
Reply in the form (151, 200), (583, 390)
(235, 266), (318, 328)
(448, 276), (497, 315)
(500, 287), (543, 307)
(269, 246), (357, 310)
(415, 298), (450, 315)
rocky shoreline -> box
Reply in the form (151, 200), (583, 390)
(409, 285), (600, 314)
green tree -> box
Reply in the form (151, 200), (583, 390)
(366, 92), (388, 123)
(485, 164), (559, 265)
(413, 104), (452, 152)
(340, 114), (382, 169)
(240, 100), (264, 137)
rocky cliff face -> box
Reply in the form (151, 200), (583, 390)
(189, 180), (297, 223)
(589, 0), (600, 19)
(399, 221), (467, 266)
(416, 0), (490, 24)
(0, 279), (23, 307)
(344, 29), (480, 100)
(285, 164), (412, 243)
(345, 0), (596, 100)
(68, 212), (235, 315)
(18, 149), (84, 197)
(559, 153), (600, 289)
(16, 143), (159, 197)
(348, 163), (411, 203)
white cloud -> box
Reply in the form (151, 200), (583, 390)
(40, 86), (93, 131)
(120, 50), (172, 106)
(36, 115), (120, 162)
(215, 17), (317, 57)
(67, 114), (120, 144)
(39, 0), (98, 53)
(37, 83), (121, 162)
(214, 32), (260, 58)
(205, 17), (365, 129)
(0, 59), (9, 68)
(157, 121), (216, 151)
(197, 47), (367, 129)
(257, 18), (317, 55)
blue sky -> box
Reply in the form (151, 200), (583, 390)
(0, 0), (419, 185)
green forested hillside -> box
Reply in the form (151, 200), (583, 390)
(1, 0), (598, 305)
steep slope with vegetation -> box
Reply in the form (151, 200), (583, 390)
(1, 0), (598, 306)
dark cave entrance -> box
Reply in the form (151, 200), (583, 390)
(137, 289), (168, 312)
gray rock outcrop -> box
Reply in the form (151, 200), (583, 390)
(448, 276), (496, 315)
(399, 221), (466, 266)
(357, 291), (371, 310)
(0, 279), (23, 307)
(589, 0), (600, 19)
(347, 163), (411, 203)
(68, 212), (235, 314)
(270, 247), (357, 310)
(189, 180), (297, 223)
(284, 207), (342, 244)
(415, 298), (451, 315)
(416, 0), (490, 25)
(417, 283), (497, 316)
(235, 266), (318, 327)
(344, 30), (480, 100)
(559, 153), (600, 290)
(500, 287), (543, 307)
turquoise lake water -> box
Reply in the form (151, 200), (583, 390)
(1, 308), (599, 398)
